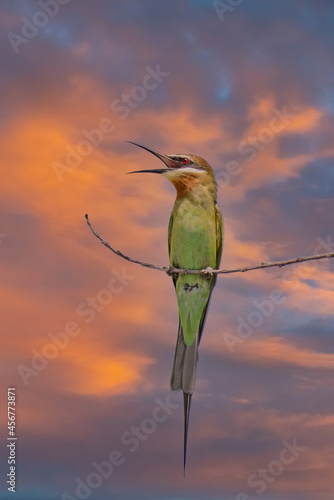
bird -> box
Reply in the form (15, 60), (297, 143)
(127, 141), (223, 475)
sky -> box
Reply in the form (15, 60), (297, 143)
(1, 0), (334, 499)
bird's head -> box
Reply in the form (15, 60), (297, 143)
(127, 141), (217, 198)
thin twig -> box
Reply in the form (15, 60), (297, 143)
(85, 214), (168, 272)
(85, 214), (334, 276)
(214, 253), (334, 275)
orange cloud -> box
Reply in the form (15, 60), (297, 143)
(61, 346), (155, 396)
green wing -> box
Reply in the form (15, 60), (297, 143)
(168, 211), (178, 288)
(215, 203), (223, 269)
(168, 211), (174, 258)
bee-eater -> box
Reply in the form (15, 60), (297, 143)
(128, 142), (223, 475)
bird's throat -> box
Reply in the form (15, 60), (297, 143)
(170, 174), (199, 198)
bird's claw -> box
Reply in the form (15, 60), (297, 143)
(165, 265), (177, 277)
(202, 266), (214, 278)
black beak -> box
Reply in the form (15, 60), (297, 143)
(126, 141), (178, 174)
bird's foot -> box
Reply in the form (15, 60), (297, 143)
(202, 266), (214, 279)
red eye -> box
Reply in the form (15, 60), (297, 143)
(182, 158), (189, 164)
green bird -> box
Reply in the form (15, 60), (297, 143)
(128, 142), (223, 474)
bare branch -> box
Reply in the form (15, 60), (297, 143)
(85, 214), (168, 272)
(214, 253), (334, 275)
(85, 214), (334, 276)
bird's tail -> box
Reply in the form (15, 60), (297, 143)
(170, 322), (199, 392)
(170, 322), (199, 476)
(183, 391), (192, 477)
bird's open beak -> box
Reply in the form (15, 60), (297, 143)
(126, 141), (179, 174)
